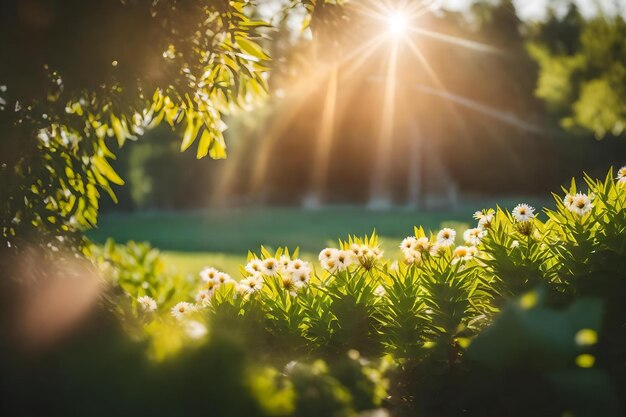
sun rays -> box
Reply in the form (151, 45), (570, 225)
(369, 37), (400, 209)
(306, 64), (339, 207)
(219, 0), (533, 207)
(408, 27), (503, 55)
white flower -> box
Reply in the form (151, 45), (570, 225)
(479, 214), (494, 229)
(429, 243), (445, 257)
(215, 272), (233, 285)
(321, 257), (338, 272)
(331, 250), (355, 270)
(512, 204), (535, 222)
(204, 279), (218, 292)
(322, 250), (354, 272)
(437, 228), (456, 247)
(563, 194), (575, 210)
(137, 295), (157, 312)
(400, 237), (417, 252)
(278, 255), (292, 271)
(362, 246), (383, 260)
(280, 275), (298, 295)
(463, 228), (486, 246)
(287, 259), (310, 274)
(617, 166), (626, 181)
(319, 248), (338, 262)
(400, 237), (428, 261)
(195, 290), (213, 306)
(474, 210), (495, 229)
(238, 275), (264, 295)
(374, 285), (386, 297)
(452, 246), (474, 264)
(403, 248), (421, 265)
(403, 254), (419, 265)
(511, 240), (520, 249)
(355, 245), (383, 270)
(262, 258), (280, 276)
(199, 267), (220, 282)
(292, 269), (311, 288)
(171, 302), (195, 320)
(414, 237), (430, 253)
(567, 193), (594, 217)
(245, 259), (264, 276)
(349, 244), (366, 257)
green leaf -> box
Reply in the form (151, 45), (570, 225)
(209, 134), (227, 159)
(93, 156), (124, 186)
(196, 129), (213, 159)
(180, 113), (201, 152)
(110, 114), (127, 147)
(235, 36), (270, 61)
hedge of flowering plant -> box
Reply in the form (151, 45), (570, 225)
(94, 167), (626, 416)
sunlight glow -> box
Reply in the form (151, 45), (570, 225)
(227, 0), (519, 208)
(409, 27), (502, 55)
(369, 40), (399, 210)
(307, 65), (339, 208)
(387, 12), (408, 36)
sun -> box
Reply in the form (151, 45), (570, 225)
(387, 12), (408, 36)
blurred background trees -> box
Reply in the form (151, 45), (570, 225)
(529, 2), (626, 138)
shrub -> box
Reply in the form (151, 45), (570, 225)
(96, 167), (626, 416)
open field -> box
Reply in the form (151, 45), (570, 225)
(89, 198), (551, 277)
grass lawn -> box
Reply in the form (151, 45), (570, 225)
(89, 198), (551, 277)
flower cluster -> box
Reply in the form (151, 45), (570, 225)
(244, 255), (312, 296)
(463, 228), (486, 246)
(200, 267), (234, 295)
(473, 209), (495, 229)
(400, 222), (486, 266)
(564, 192), (594, 217)
(400, 236), (431, 264)
(452, 245), (477, 264)
(318, 242), (383, 273)
(165, 267), (234, 320)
